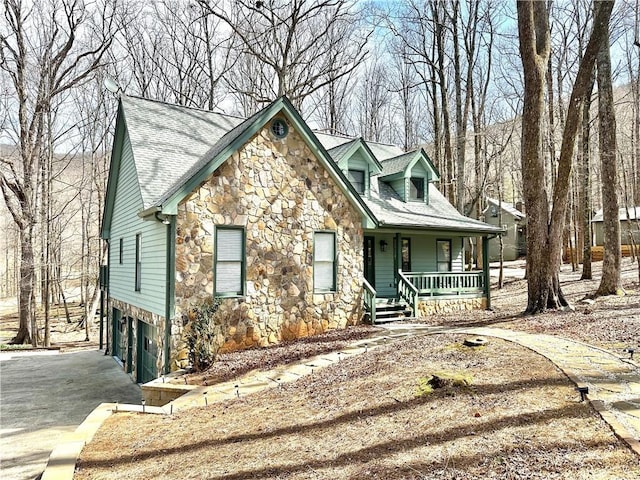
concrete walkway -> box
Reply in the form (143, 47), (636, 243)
(0, 349), (142, 480)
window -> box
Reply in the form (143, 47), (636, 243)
(135, 234), (142, 291)
(119, 238), (123, 264)
(270, 118), (288, 139)
(215, 228), (244, 296)
(314, 232), (336, 292)
(348, 169), (365, 194)
(436, 239), (452, 272)
(409, 177), (425, 201)
(401, 238), (411, 271)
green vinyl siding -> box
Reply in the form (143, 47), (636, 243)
(372, 233), (397, 298)
(369, 233), (465, 298)
(107, 131), (167, 316)
(390, 179), (406, 202)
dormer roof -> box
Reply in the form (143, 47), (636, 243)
(379, 149), (440, 181)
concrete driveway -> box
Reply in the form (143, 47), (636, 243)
(0, 349), (142, 480)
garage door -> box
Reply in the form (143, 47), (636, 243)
(113, 310), (133, 373)
(137, 320), (158, 384)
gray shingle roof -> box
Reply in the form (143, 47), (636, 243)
(327, 139), (359, 163)
(380, 151), (416, 177)
(365, 178), (501, 233)
(122, 96), (244, 210)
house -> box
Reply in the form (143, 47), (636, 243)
(592, 207), (640, 246)
(101, 95), (503, 383)
(483, 197), (526, 262)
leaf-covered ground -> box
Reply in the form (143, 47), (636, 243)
(420, 259), (640, 353)
(75, 333), (639, 480)
(74, 259), (640, 479)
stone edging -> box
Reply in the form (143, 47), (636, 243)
(40, 402), (164, 480)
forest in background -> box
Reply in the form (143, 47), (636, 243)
(1, 0), (639, 344)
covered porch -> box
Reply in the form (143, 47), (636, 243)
(361, 230), (493, 323)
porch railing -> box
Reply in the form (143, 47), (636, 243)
(403, 271), (485, 296)
(397, 270), (419, 316)
(362, 278), (377, 324)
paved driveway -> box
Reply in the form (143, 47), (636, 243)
(0, 349), (142, 480)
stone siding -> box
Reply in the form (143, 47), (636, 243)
(172, 118), (364, 365)
(417, 296), (487, 316)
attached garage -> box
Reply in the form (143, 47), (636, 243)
(137, 320), (158, 384)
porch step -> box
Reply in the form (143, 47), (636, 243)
(373, 302), (412, 324)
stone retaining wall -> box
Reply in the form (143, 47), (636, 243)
(142, 380), (197, 407)
(417, 296), (487, 316)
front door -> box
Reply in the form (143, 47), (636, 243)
(363, 236), (375, 287)
(137, 320), (158, 384)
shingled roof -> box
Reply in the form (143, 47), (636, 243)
(121, 95), (246, 211)
(110, 95), (501, 235)
(366, 179), (501, 233)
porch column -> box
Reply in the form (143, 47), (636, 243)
(482, 235), (491, 309)
(395, 233), (401, 273)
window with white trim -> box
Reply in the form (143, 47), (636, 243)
(314, 232), (336, 292)
(215, 228), (244, 296)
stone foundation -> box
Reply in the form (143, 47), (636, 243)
(417, 296), (487, 316)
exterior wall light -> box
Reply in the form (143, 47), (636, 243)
(380, 240), (388, 252)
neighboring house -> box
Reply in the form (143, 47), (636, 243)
(101, 95), (502, 383)
(483, 198), (527, 262)
(592, 207), (640, 246)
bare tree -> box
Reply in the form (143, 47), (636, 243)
(595, 1), (621, 296)
(198, 0), (370, 110)
(517, 0), (613, 313)
(0, 0), (118, 344)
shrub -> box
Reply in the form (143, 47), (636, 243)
(186, 298), (221, 372)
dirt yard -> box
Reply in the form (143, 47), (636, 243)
(0, 300), (101, 351)
(423, 259), (640, 353)
(72, 259), (640, 479)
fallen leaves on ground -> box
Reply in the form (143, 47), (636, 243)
(76, 334), (639, 480)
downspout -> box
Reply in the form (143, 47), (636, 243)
(104, 239), (110, 355)
(164, 216), (176, 375)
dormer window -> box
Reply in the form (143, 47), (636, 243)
(409, 177), (424, 201)
(348, 169), (365, 194)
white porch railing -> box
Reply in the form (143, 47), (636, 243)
(402, 271), (485, 296)
(397, 271), (419, 316)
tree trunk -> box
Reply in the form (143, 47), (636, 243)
(580, 71), (595, 280)
(518, 0), (613, 313)
(12, 226), (35, 345)
(595, 8), (621, 296)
